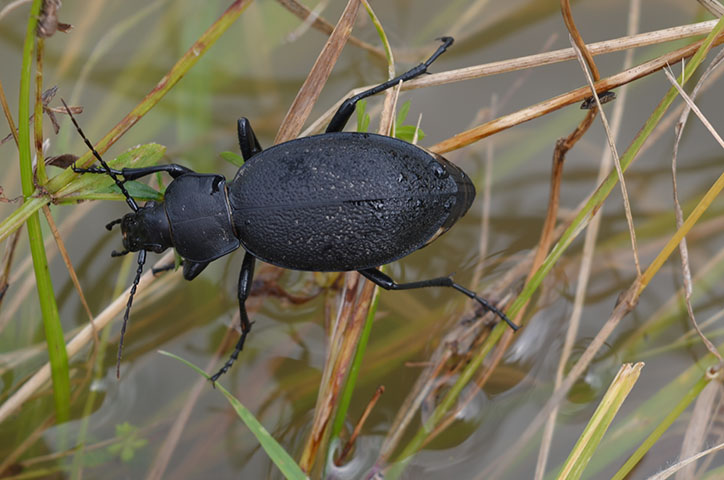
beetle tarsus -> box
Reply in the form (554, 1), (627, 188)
(425, 36), (454, 67)
(210, 329), (250, 385)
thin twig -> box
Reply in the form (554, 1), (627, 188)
(0, 0), (31, 22)
(675, 381), (722, 480)
(335, 386), (385, 465)
(275, 0), (384, 58)
(0, 78), (19, 147)
(697, 0), (724, 17)
(40, 206), (96, 333)
(663, 64), (724, 149)
(561, 0), (600, 80)
(274, 0), (362, 144)
(649, 438), (724, 480)
(522, 0), (599, 330)
(663, 54), (724, 364)
(402, 20), (721, 91)
(430, 30), (724, 155)
(571, 36), (642, 277)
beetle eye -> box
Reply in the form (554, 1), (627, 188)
(432, 163), (448, 179)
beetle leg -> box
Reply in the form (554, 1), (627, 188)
(150, 258), (209, 279)
(237, 117), (263, 161)
(358, 267), (519, 331)
(182, 260), (210, 281)
(118, 164), (194, 180)
(72, 164), (194, 180)
(325, 37), (454, 133)
(210, 251), (256, 383)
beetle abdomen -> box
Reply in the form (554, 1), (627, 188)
(228, 132), (475, 271)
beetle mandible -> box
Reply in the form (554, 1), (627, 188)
(67, 37), (518, 382)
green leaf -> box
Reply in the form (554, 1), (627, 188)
(393, 101), (425, 142)
(55, 143), (166, 202)
(395, 100), (411, 125)
(220, 150), (245, 167)
(394, 125), (425, 143)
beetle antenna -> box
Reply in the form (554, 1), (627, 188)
(61, 99), (140, 212)
(116, 250), (146, 379)
(111, 249), (130, 257)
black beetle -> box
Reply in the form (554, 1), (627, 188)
(66, 37), (518, 382)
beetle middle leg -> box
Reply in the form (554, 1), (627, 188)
(359, 268), (518, 330)
(237, 117), (263, 161)
(210, 251), (256, 383)
(326, 36), (454, 133)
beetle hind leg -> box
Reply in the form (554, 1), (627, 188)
(358, 268), (518, 331)
(210, 252), (256, 383)
(325, 37), (454, 133)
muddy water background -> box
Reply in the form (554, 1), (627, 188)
(1, 0), (724, 478)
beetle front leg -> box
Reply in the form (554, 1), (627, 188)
(73, 163), (195, 180)
(358, 267), (518, 331)
(210, 251), (256, 383)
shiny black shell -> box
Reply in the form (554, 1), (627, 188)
(227, 132), (475, 271)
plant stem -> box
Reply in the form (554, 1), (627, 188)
(17, 0), (70, 423)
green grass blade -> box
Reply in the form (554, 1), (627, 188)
(159, 351), (308, 480)
(556, 363), (643, 480)
(551, 348), (722, 479)
(17, 0), (70, 423)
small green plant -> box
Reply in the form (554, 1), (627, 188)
(393, 100), (425, 143)
(356, 99), (371, 132)
(355, 99), (425, 141)
(107, 422), (148, 463)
